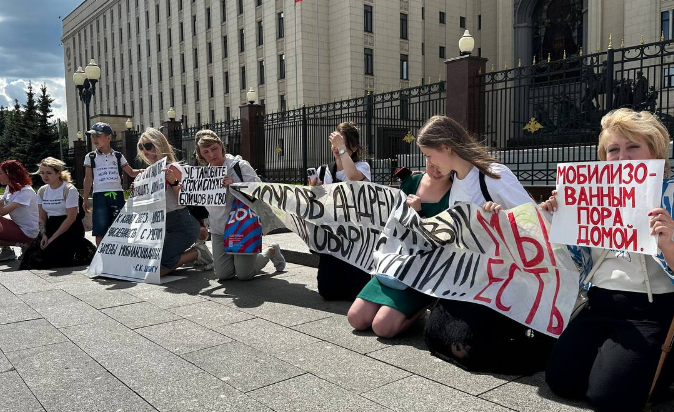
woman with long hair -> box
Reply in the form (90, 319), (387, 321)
(415, 115), (554, 374)
(0, 160), (38, 261)
(543, 109), (674, 411)
(194, 129), (285, 280)
(19, 157), (96, 269)
(137, 128), (212, 275)
(308, 122), (372, 301)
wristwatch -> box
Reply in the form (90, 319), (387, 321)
(168, 179), (180, 187)
(338, 148), (346, 156)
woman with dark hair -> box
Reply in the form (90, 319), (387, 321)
(309, 122), (372, 300)
(415, 115), (554, 374)
(19, 157), (97, 269)
(0, 160), (39, 261)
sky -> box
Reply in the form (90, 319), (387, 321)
(0, 0), (84, 121)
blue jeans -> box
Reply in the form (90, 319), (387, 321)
(92, 191), (125, 237)
(161, 208), (200, 270)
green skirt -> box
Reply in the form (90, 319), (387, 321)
(357, 277), (435, 318)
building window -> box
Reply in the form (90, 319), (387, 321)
(157, 34), (161, 51)
(226, 106), (231, 120)
(182, 84), (187, 104)
(156, 4), (160, 22)
(259, 60), (265, 84)
(159, 63), (162, 81)
(364, 5), (373, 33)
(478, 47), (482, 57)
(169, 58), (173, 76)
(400, 54), (408, 80)
(197, 113), (201, 125)
(146, 39), (150, 56)
(160, 92), (163, 110)
(460, 16), (466, 29)
(439, 11), (446, 24)
(240, 66), (246, 89)
(223, 36), (228, 57)
(193, 48), (198, 68)
(210, 109), (215, 123)
(238, 0), (243, 15)
(239, 28), (245, 52)
(421, 6), (424, 20)
(224, 71), (229, 93)
(400, 13), (408, 39)
(192, 15), (197, 36)
(180, 22), (184, 41)
(422, 42), (425, 56)
(195, 81), (200, 101)
(168, 28), (172, 47)
(221, 0), (226, 21)
(145, 11), (149, 28)
(277, 12), (284, 38)
(663, 11), (671, 41)
(664, 68), (674, 88)
(149, 95), (153, 113)
(439, 46), (446, 58)
(478, 14), (482, 30)
(279, 94), (286, 111)
(208, 42), (213, 63)
(167, 0), (171, 16)
(207, 7), (211, 29)
(278, 53), (285, 79)
(181, 52), (185, 72)
(256, 0), (261, 6)
(170, 88), (175, 107)
(257, 20), (263, 46)
(364, 48), (374, 75)
(209, 76), (214, 97)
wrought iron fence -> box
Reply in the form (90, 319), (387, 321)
(478, 39), (674, 185)
(260, 81), (446, 184)
(180, 119), (241, 165)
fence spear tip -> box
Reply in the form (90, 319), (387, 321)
(640, 35), (645, 45)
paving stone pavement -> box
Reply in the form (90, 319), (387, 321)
(1, 235), (674, 412)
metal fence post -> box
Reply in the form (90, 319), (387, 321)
(302, 105), (308, 184)
(73, 139), (87, 188)
(605, 48), (615, 111)
(365, 92), (374, 158)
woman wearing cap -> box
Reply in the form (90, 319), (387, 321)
(194, 129), (286, 280)
(0, 160), (39, 261)
(19, 157), (97, 269)
(136, 128), (212, 275)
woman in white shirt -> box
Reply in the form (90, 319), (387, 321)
(19, 157), (96, 269)
(415, 115), (554, 375)
(542, 109), (674, 412)
(0, 160), (38, 262)
(137, 128), (211, 275)
(308, 122), (373, 301)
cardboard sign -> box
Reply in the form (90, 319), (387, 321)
(231, 182), (581, 336)
(549, 160), (664, 255)
(88, 158), (167, 284)
(178, 166), (228, 206)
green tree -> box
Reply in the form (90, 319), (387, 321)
(34, 83), (57, 163)
(0, 100), (22, 162)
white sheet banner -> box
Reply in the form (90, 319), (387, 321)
(88, 158), (167, 284)
(178, 166), (228, 206)
(549, 160), (664, 254)
(231, 182), (580, 336)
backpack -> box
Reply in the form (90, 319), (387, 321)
(318, 162), (340, 184)
(88, 150), (124, 183)
(478, 171), (492, 202)
(38, 183), (86, 222)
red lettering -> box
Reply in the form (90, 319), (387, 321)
(508, 212), (544, 267)
(547, 268), (564, 335)
(635, 162), (648, 183)
(474, 258), (505, 304)
(522, 267), (547, 325)
(565, 186), (577, 205)
(494, 263), (518, 312)
(577, 226), (589, 245)
(476, 210), (504, 256)
(612, 208), (624, 226)
(623, 163), (634, 184)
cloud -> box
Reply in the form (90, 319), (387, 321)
(0, 77), (68, 121)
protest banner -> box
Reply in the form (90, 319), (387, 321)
(88, 158), (167, 284)
(178, 165), (228, 206)
(230, 182), (580, 336)
(549, 160), (664, 254)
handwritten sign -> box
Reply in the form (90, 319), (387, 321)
(549, 160), (664, 254)
(231, 182), (581, 336)
(178, 166), (228, 206)
(88, 158), (167, 284)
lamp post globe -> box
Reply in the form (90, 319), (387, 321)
(246, 88), (257, 105)
(84, 59), (101, 81)
(167, 107), (176, 120)
(458, 30), (475, 56)
(72, 67), (86, 87)
(76, 131), (83, 140)
(125, 118), (133, 130)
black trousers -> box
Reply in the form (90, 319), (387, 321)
(546, 287), (674, 412)
(316, 254), (370, 301)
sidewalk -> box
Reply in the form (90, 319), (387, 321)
(0, 235), (672, 412)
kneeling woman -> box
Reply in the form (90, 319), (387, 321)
(543, 109), (674, 412)
(0, 160), (38, 261)
(137, 128), (210, 275)
(348, 161), (451, 338)
(20, 157), (96, 269)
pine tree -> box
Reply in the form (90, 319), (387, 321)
(18, 82), (39, 167)
(35, 83), (56, 163)
(0, 100), (22, 163)
(0, 106), (6, 139)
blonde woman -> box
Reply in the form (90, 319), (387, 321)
(137, 128), (212, 275)
(543, 109), (674, 411)
(195, 129), (285, 280)
(19, 157), (96, 269)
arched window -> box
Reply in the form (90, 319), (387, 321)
(532, 0), (584, 62)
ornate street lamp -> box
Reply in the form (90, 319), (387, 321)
(458, 30), (475, 56)
(73, 59), (101, 151)
(125, 118), (133, 130)
(167, 107), (176, 120)
(247, 88), (257, 105)
(76, 131), (83, 141)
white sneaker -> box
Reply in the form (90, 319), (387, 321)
(16, 243), (29, 260)
(268, 243), (286, 272)
(0, 247), (16, 262)
(194, 242), (214, 269)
